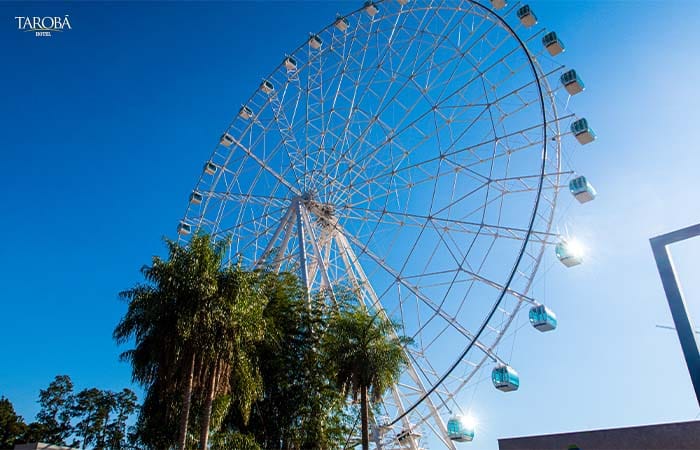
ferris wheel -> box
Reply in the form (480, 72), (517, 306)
(177, 0), (597, 448)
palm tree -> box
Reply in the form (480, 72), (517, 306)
(114, 234), (222, 450)
(321, 305), (411, 450)
(195, 265), (267, 450)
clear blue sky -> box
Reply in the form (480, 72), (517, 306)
(1, 1), (699, 449)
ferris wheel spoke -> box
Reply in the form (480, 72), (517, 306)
(337, 113), (556, 202)
(339, 226), (511, 369)
(333, 4), (480, 194)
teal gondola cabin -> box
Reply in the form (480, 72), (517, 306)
(447, 417), (475, 442)
(571, 118), (596, 145)
(517, 5), (537, 28)
(543, 31), (565, 56)
(561, 69), (585, 95)
(529, 304), (557, 332)
(569, 176), (596, 203)
(492, 365), (520, 392)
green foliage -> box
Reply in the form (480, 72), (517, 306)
(72, 387), (138, 449)
(210, 430), (260, 450)
(36, 375), (75, 446)
(115, 235), (410, 450)
(115, 234), (269, 449)
(321, 303), (411, 450)
(322, 305), (411, 402)
(0, 396), (27, 448)
(219, 272), (352, 449)
(2, 377), (137, 450)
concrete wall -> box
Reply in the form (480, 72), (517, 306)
(498, 420), (700, 450)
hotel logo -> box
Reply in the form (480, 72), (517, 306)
(15, 15), (72, 37)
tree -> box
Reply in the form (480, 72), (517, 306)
(73, 388), (112, 449)
(115, 234), (223, 450)
(71, 387), (137, 450)
(227, 273), (351, 449)
(115, 234), (268, 450)
(194, 264), (268, 450)
(321, 305), (411, 450)
(36, 375), (75, 446)
(0, 396), (27, 448)
(104, 389), (138, 449)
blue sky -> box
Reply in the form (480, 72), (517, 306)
(1, 1), (699, 449)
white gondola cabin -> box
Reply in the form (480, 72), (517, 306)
(364, 1), (379, 16)
(490, 0), (506, 10)
(220, 133), (234, 147)
(309, 34), (323, 49)
(569, 175), (596, 203)
(396, 428), (421, 443)
(561, 69), (585, 95)
(189, 191), (203, 205)
(239, 105), (253, 120)
(447, 416), (475, 442)
(177, 222), (191, 235)
(284, 56), (297, 71)
(261, 80), (274, 94)
(529, 304), (557, 332)
(543, 31), (565, 56)
(204, 162), (217, 175)
(571, 118), (596, 145)
(334, 16), (349, 31)
(517, 5), (537, 28)
(492, 365), (520, 392)
(556, 240), (583, 267)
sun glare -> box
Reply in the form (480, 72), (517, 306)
(565, 238), (586, 259)
(460, 414), (477, 430)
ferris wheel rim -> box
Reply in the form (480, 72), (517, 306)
(178, 0), (568, 446)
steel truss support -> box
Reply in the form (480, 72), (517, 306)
(650, 223), (700, 407)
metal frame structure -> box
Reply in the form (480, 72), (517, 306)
(178, 1), (589, 447)
(650, 223), (700, 407)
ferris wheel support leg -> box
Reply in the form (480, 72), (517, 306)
(271, 207), (297, 273)
(333, 231), (456, 450)
(257, 205), (296, 268)
(295, 200), (310, 300)
(299, 205), (336, 301)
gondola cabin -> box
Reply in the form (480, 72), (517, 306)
(396, 0), (410, 5)
(239, 105), (253, 120)
(284, 56), (297, 71)
(220, 133), (234, 147)
(490, 0), (506, 9)
(543, 31), (565, 56)
(447, 416), (475, 443)
(556, 240), (583, 267)
(189, 191), (203, 205)
(334, 16), (349, 32)
(492, 365), (520, 392)
(261, 80), (274, 94)
(204, 162), (218, 175)
(529, 305), (557, 332)
(177, 222), (191, 235)
(396, 428), (421, 443)
(569, 176), (596, 203)
(560, 69), (585, 95)
(517, 5), (537, 28)
(309, 34), (323, 49)
(571, 118), (596, 145)
(364, 1), (379, 16)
